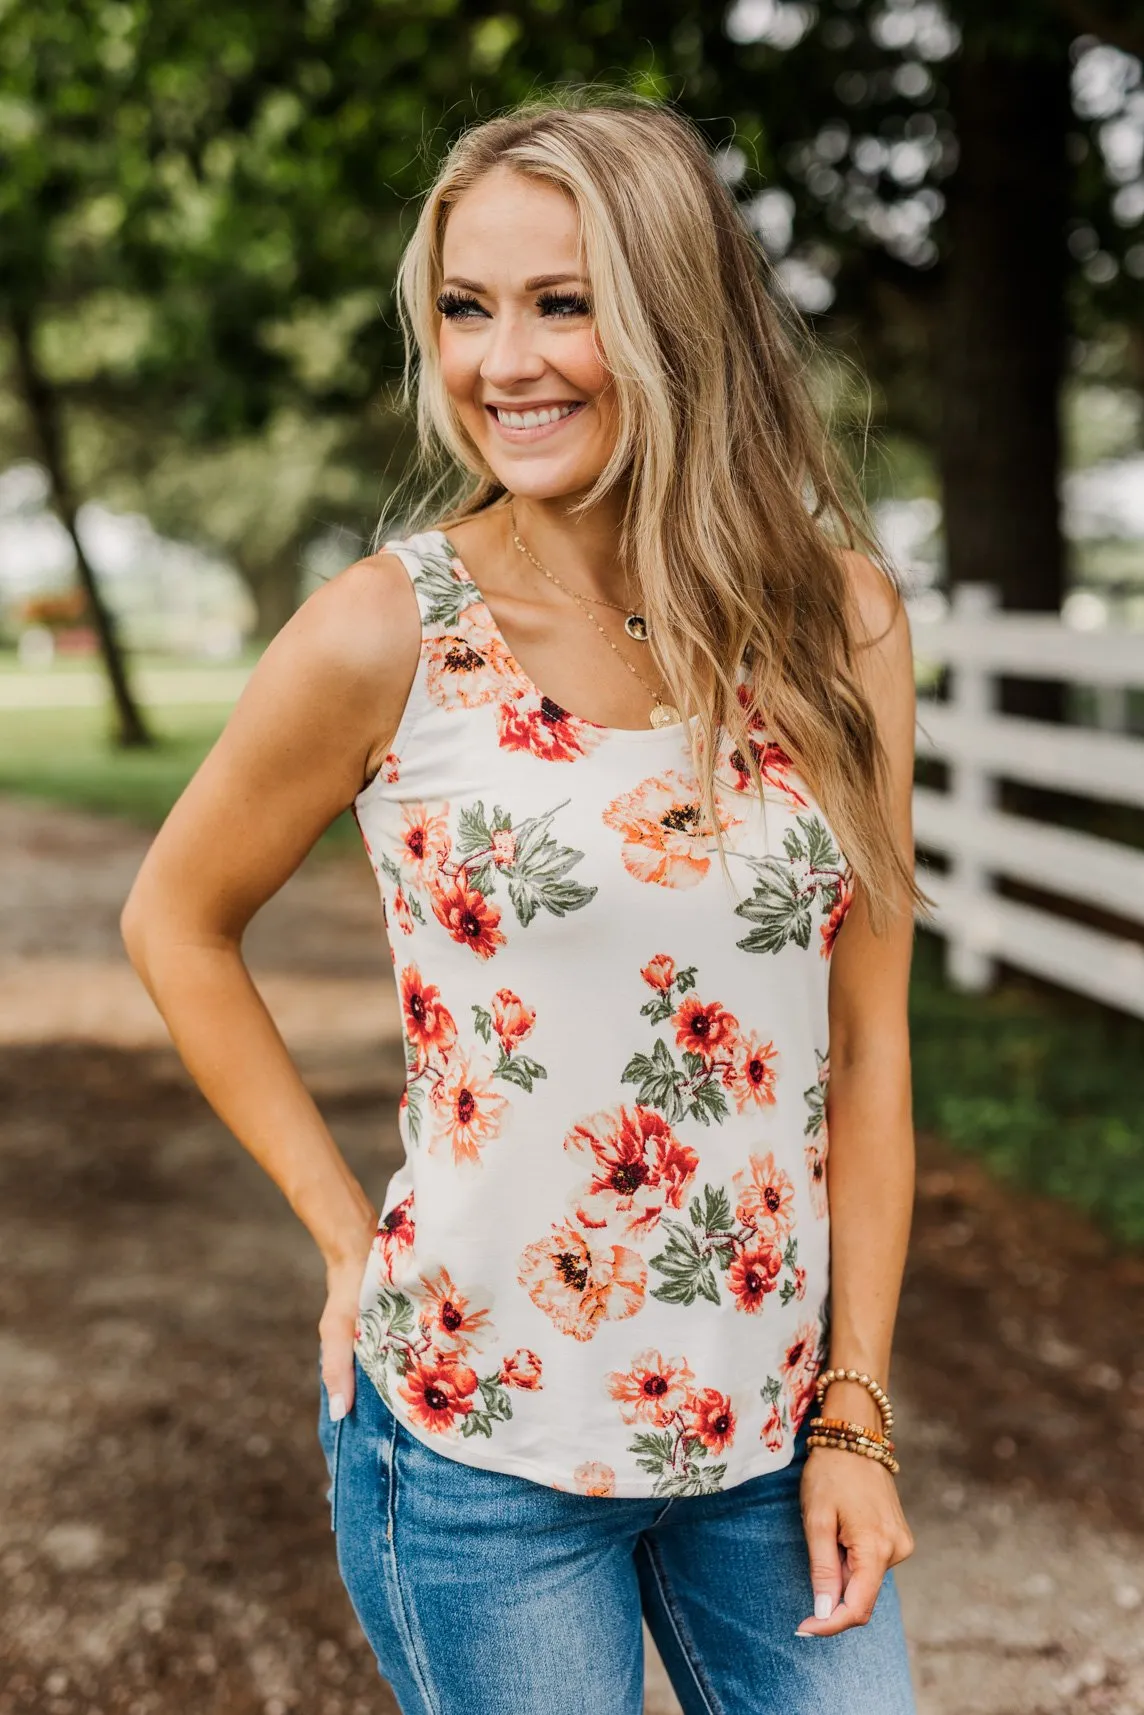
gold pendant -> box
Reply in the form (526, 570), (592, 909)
(624, 614), (649, 642)
(649, 702), (681, 729)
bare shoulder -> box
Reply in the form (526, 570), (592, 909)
(836, 548), (915, 759)
(277, 548), (421, 689)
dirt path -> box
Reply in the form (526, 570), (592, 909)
(2, 797), (1143, 1715)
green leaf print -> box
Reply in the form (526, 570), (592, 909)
(648, 1218), (722, 1307)
(735, 814), (847, 956)
(653, 1463), (728, 1498)
(414, 547), (482, 626)
(734, 865), (813, 955)
(495, 1053), (548, 1093)
(621, 1039), (686, 1123)
(471, 1004), (493, 1044)
(639, 993), (674, 1024)
(630, 1430), (675, 1475)
(689, 1182), (733, 1237)
(673, 966), (698, 993)
(453, 800), (598, 928)
(404, 1080), (424, 1147)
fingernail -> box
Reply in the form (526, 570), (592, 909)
(794, 1628), (814, 1637)
(814, 1593), (835, 1619)
(329, 1392), (348, 1421)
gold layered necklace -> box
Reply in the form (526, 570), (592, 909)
(508, 502), (681, 730)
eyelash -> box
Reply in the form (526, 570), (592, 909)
(435, 289), (591, 321)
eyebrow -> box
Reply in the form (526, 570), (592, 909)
(440, 273), (587, 293)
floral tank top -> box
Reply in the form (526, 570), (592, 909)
(351, 529), (852, 1499)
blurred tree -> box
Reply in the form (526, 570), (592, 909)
(0, 4), (153, 744)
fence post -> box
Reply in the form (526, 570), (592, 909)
(945, 582), (998, 992)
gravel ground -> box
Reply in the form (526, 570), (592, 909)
(2, 797), (1143, 1715)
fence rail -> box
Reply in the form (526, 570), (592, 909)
(909, 583), (1144, 1019)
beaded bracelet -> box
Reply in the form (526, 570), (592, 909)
(808, 1431), (901, 1476)
(809, 1416), (895, 1454)
(813, 1367), (894, 1438)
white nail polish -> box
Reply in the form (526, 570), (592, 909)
(329, 1392), (348, 1421)
(814, 1593), (835, 1620)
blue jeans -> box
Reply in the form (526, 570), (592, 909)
(317, 1356), (915, 1714)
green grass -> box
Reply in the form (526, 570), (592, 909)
(4, 701), (1143, 1245)
(910, 931), (1144, 1246)
(0, 702), (360, 852)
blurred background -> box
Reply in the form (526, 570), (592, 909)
(2, 2), (1144, 1712)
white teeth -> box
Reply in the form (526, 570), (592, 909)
(494, 403), (581, 429)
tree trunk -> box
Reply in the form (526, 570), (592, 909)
(10, 308), (152, 748)
(937, 36), (1073, 720)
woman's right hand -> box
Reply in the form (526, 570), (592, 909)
(319, 1245), (373, 1420)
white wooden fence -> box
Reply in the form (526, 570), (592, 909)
(910, 582), (1144, 1019)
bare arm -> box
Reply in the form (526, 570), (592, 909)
(797, 551), (917, 1636)
(120, 553), (420, 1412)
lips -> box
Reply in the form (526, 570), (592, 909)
(485, 400), (587, 443)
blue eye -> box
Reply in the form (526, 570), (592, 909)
(436, 290), (486, 320)
(537, 291), (592, 317)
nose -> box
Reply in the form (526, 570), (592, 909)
(478, 309), (547, 391)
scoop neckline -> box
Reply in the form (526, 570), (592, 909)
(431, 528), (700, 744)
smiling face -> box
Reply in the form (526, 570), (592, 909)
(436, 166), (619, 502)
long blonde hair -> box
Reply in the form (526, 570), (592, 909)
(382, 87), (918, 928)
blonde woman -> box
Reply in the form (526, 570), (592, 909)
(123, 92), (919, 1714)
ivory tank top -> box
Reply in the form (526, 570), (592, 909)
(351, 529), (852, 1498)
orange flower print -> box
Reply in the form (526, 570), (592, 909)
(497, 690), (603, 762)
(424, 605), (519, 711)
(723, 1033), (779, 1112)
(805, 1138), (828, 1221)
(500, 1348), (543, 1390)
(686, 1388), (737, 1454)
(565, 1105), (699, 1237)
(372, 1192), (415, 1280)
(671, 995), (740, 1062)
(397, 803), (451, 888)
(820, 880), (854, 957)
(399, 965), (457, 1065)
(431, 877), (507, 960)
(733, 1151), (796, 1240)
(793, 1265), (807, 1301)
(380, 751), (401, 784)
(517, 1221), (646, 1341)
(607, 1349), (696, 1427)
(399, 1352), (479, 1434)
(491, 988), (535, 1050)
(572, 1461), (616, 1497)
(429, 1053), (508, 1165)
(727, 1240), (782, 1313)
(781, 1321), (824, 1431)
(602, 770), (742, 889)
(392, 887), (415, 936)
(418, 1267), (491, 1355)
(723, 686), (808, 806)
(760, 1402), (785, 1450)
(641, 954), (675, 992)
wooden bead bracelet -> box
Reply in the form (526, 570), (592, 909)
(809, 1416), (895, 1454)
(813, 1367), (895, 1438)
(807, 1431), (901, 1476)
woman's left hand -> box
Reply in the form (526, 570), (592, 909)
(796, 1445), (915, 1636)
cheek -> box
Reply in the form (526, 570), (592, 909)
(561, 331), (612, 404)
(438, 330), (480, 400)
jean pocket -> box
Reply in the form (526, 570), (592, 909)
(317, 1375), (345, 1534)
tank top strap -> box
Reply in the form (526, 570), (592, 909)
(379, 529), (484, 632)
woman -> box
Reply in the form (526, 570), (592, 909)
(122, 91), (919, 1714)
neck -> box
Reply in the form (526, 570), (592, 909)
(499, 490), (638, 607)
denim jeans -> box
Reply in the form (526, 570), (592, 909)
(317, 1356), (915, 1715)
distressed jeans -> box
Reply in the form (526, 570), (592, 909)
(317, 1356), (916, 1715)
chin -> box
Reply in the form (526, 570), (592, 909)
(481, 457), (608, 503)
